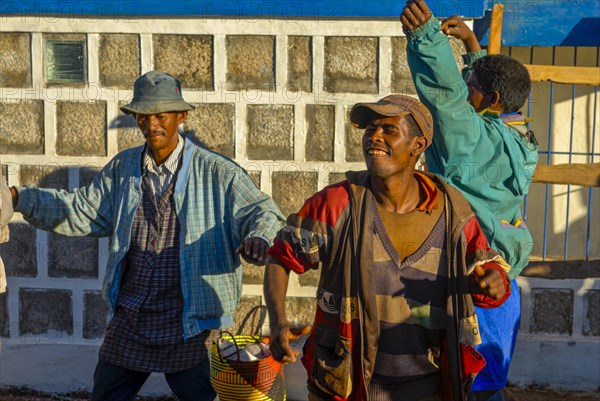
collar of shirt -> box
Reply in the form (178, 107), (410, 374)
(413, 172), (439, 212)
(143, 133), (185, 177)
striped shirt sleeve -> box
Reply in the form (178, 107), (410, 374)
(269, 182), (350, 274)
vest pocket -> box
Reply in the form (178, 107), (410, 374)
(313, 325), (353, 398)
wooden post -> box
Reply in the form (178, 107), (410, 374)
(524, 64), (600, 86)
(488, 4), (504, 54)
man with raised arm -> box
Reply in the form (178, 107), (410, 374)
(402, 2), (539, 400)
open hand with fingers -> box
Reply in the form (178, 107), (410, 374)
(236, 237), (270, 265)
(400, 0), (432, 30)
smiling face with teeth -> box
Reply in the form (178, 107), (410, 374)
(362, 114), (428, 181)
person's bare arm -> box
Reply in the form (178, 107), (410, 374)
(441, 15), (482, 53)
(264, 258), (303, 363)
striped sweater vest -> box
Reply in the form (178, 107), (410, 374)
(368, 205), (447, 400)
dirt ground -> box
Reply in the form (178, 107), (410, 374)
(0, 387), (598, 401)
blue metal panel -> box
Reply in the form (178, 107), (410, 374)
(475, 0), (600, 47)
(0, 0), (491, 18)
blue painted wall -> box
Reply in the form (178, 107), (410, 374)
(0, 0), (490, 18)
(1, 0), (599, 46)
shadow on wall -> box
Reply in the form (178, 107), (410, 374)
(561, 18), (600, 46)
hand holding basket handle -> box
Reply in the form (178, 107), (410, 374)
(269, 324), (312, 364)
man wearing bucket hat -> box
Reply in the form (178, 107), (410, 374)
(265, 94), (511, 401)
(6, 71), (285, 401)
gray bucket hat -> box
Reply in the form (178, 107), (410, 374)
(120, 71), (195, 115)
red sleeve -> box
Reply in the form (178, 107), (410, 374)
(268, 182), (350, 274)
(269, 239), (311, 274)
(462, 217), (511, 308)
(463, 216), (491, 256)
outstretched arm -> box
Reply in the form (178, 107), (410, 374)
(401, 0), (485, 176)
(8, 163), (115, 237)
(229, 169), (285, 264)
(441, 15), (487, 82)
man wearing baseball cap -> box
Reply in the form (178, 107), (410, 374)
(7, 71), (285, 401)
(264, 94), (511, 401)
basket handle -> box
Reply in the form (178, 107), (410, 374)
(236, 305), (267, 336)
(216, 330), (241, 362)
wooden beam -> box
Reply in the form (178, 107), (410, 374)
(521, 259), (600, 279)
(487, 4), (504, 54)
(532, 163), (600, 187)
(525, 64), (600, 86)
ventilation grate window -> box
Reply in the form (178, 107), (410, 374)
(45, 40), (87, 83)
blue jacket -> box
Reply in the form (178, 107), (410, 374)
(16, 138), (285, 338)
(405, 17), (539, 277)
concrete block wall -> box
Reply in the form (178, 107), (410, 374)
(511, 277), (600, 391)
(0, 16), (598, 395)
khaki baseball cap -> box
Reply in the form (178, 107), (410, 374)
(350, 94), (433, 140)
(120, 71), (195, 115)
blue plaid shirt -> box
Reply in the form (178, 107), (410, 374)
(16, 137), (285, 339)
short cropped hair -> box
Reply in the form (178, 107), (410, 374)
(404, 114), (423, 138)
(473, 54), (531, 113)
